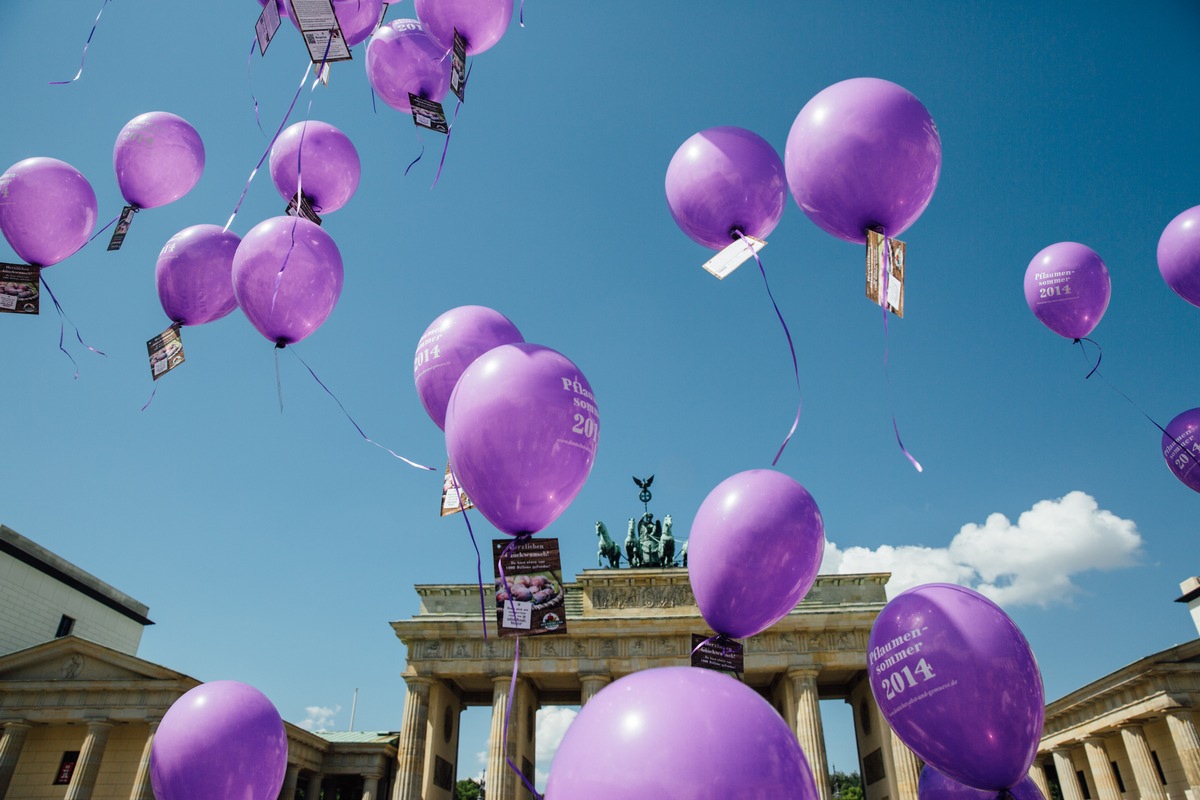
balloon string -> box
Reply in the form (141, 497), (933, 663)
(430, 61), (471, 189)
(1074, 337), (1187, 448)
(87, 212), (122, 244)
(286, 347), (436, 470)
(496, 533), (544, 800)
(270, 217), (301, 315)
(734, 231), (801, 466)
(404, 128), (425, 176)
(50, 0), (110, 84)
(451, 488), (489, 639)
(140, 382), (158, 412)
(247, 35), (266, 137)
(39, 272), (106, 379)
(370, 86), (378, 115)
(275, 344), (285, 412)
(519, 0), (525, 27)
(880, 235), (923, 472)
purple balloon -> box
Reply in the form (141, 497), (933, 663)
(869, 584), (1044, 792)
(271, 0), (384, 46)
(546, 667), (818, 800)
(414, 305), (524, 430)
(665, 127), (787, 251)
(268, 121), (360, 214)
(150, 680), (287, 800)
(688, 469), (825, 639)
(445, 343), (598, 535)
(1023, 242), (1111, 339)
(414, 0), (512, 55)
(155, 225), (240, 326)
(1157, 205), (1200, 308)
(0, 157), (97, 267)
(785, 78), (941, 244)
(366, 19), (452, 113)
(1162, 407), (1200, 494)
(232, 216), (343, 345)
(920, 766), (1045, 800)
(113, 112), (205, 209)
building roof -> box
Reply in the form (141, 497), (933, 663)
(313, 731), (400, 744)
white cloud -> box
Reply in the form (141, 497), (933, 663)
(820, 491), (1142, 607)
(299, 704), (341, 731)
(534, 707), (577, 790)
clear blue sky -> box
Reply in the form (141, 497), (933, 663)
(3, 0), (1199, 788)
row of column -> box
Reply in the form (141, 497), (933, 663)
(276, 766), (383, 800)
(1039, 712), (1200, 800)
(0, 718), (158, 800)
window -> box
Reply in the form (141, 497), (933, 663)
(55, 615), (75, 638)
(1151, 751), (1168, 785)
(1111, 761), (1125, 793)
(1077, 770), (1091, 800)
(54, 751), (79, 785)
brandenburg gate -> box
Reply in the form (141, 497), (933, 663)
(389, 569), (923, 800)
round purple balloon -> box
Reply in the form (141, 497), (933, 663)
(869, 584), (1044, 792)
(232, 216), (344, 345)
(919, 766), (1045, 800)
(150, 680), (287, 800)
(366, 19), (452, 113)
(156, 225), (240, 326)
(414, 305), (524, 430)
(546, 667), (818, 800)
(272, 0), (384, 46)
(1157, 205), (1200, 308)
(268, 121), (360, 214)
(414, 0), (512, 55)
(445, 343), (598, 535)
(1162, 407), (1200, 494)
(113, 112), (205, 209)
(0, 157), (97, 267)
(1023, 242), (1111, 339)
(785, 78), (941, 243)
(665, 127), (787, 251)
(688, 469), (825, 639)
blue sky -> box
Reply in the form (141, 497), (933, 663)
(3, 0), (1199, 789)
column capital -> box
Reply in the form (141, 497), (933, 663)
(84, 719), (113, 734)
(787, 667), (821, 681)
(0, 721), (31, 733)
(1082, 734), (1112, 746)
(403, 675), (436, 694)
(1052, 744), (1079, 755)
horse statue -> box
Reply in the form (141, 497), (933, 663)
(624, 517), (641, 567)
(595, 521), (621, 568)
(637, 513), (664, 566)
(680, 538), (689, 568)
(659, 514), (675, 566)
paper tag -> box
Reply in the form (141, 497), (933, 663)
(450, 28), (467, 102)
(147, 324), (185, 380)
(701, 235), (765, 280)
(690, 633), (744, 673)
(493, 538), (567, 637)
(440, 462), (475, 516)
(289, 0), (352, 63)
(285, 192), (323, 225)
(409, 94), (449, 133)
(0, 263), (40, 315)
(107, 205), (137, 252)
(866, 230), (906, 317)
(256, 0), (281, 55)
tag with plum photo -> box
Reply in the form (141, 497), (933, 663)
(493, 538), (567, 637)
(691, 633), (743, 673)
(0, 263), (39, 315)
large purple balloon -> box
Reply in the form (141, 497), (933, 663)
(785, 78), (942, 243)
(150, 680), (287, 800)
(113, 112), (205, 209)
(0, 157), (97, 267)
(156, 225), (240, 326)
(688, 469), (825, 639)
(232, 216), (343, 345)
(546, 667), (818, 800)
(869, 584), (1044, 792)
(919, 766), (1045, 800)
(445, 343), (598, 535)
(269, 0), (384, 46)
(1162, 407), (1200, 494)
(414, 305), (524, 430)
(268, 121), (360, 214)
(1157, 205), (1200, 308)
(414, 0), (512, 55)
(366, 19), (452, 113)
(1023, 242), (1111, 339)
(665, 127), (787, 251)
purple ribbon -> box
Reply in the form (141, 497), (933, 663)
(404, 128), (425, 176)
(39, 272), (106, 380)
(880, 235), (923, 472)
(519, 0), (526, 27)
(449, 472), (489, 639)
(87, 211), (123, 244)
(495, 533), (544, 800)
(50, 0), (111, 84)
(1074, 337), (1188, 449)
(247, 35), (267, 137)
(430, 61), (472, 189)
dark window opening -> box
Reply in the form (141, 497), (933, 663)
(1077, 770), (1092, 800)
(1151, 751), (1168, 785)
(1111, 761), (1125, 793)
(55, 615), (75, 638)
(54, 751), (79, 785)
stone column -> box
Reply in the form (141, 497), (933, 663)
(487, 677), (517, 800)
(0, 721), (32, 800)
(278, 765), (301, 800)
(1120, 723), (1168, 800)
(1083, 737), (1121, 800)
(1164, 709), (1200, 791)
(127, 719), (160, 800)
(579, 675), (610, 707)
(362, 772), (382, 800)
(1052, 747), (1086, 800)
(393, 677), (434, 800)
(789, 669), (830, 800)
(63, 720), (113, 800)
(305, 772), (324, 800)
(1028, 758), (1052, 800)
(886, 727), (922, 800)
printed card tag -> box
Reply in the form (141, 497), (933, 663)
(702, 235), (765, 280)
(493, 538), (567, 637)
(289, 0), (352, 63)
(440, 462), (475, 516)
(691, 633), (744, 673)
(409, 94), (449, 133)
(0, 263), (40, 315)
(256, 0), (281, 55)
(107, 205), (137, 251)
(866, 231), (906, 317)
(286, 192), (323, 225)
(450, 28), (467, 102)
(147, 324), (185, 380)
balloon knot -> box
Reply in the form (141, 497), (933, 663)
(275, 340), (287, 349)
